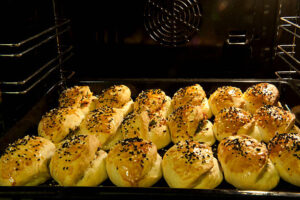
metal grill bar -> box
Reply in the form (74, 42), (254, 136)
(0, 19), (70, 48)
(2, 51), (74, 95)
(0, 25), (71, 57)
(0, 46), (73, 85)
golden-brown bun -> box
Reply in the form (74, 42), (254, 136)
(171, 84), (212, 118)
(0, 135), (55, 186)
(92, 85), (132, 109)
(59, 86), (96, 115)
(78, 106), (124, 151)
(90, 85), (134, 119)
(162, 140), (223, 189)
(133, 89), (172, 117)
(106, 137), (162, 187)
(167, 105), (215, 146)
(118, 88), (172, 149)
(208, 86), (245, 116)
(268, 133), (300, 187)
(120, 111), (171, 149)
(38, 107), (85, 143)
(243, 83), (280, 114)
(218, 135), (279, 190)
(254, 105), (295, 143)
(213, 107), (261, 141)
(49, 134), (107, 186)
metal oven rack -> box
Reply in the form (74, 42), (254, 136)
(0, 2), (73, 97)
(276, 0), (300, 81)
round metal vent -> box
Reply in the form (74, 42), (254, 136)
(144, 0), (201, 47)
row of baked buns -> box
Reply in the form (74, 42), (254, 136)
(37, 83), (297, 150)
(0, 83), (299, 189)
(2, 132), (300, 190)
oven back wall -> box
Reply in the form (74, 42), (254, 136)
(58, 0), (281, 78)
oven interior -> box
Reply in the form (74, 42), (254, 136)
(0, 0), (300, 198)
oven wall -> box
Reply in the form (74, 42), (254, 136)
(56, 0), (285, 79)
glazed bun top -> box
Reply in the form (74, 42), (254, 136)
(94, 85), (132, 109)
(163, 140), (214, 177)
(243, 83), (279, 114)
(171, 84), (206, 111)
(133, 89), (170, 114)
(208, 86), (244, 116)
(106, 137), (158, 186)
(59, 86), (94, 108)
(254, 105), (295, 142)
(218, 135), (268, 174)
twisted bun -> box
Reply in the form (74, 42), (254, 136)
(208, 86), (244, 116)
(168, 105), (215, 146)
(243, 83), (279, 114)
(218, 135), (279, 190)
(162, 140), (223, 189)
(106, 137), (162, 187)
(268, 133), (300, 187)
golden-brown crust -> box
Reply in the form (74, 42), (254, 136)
(38, 107), (85, 143)
(268, 133), (300, 186)
(213, 107), (256, 141)
(79, 106), (124, 148)
(208, 86), (244, 116)
(49, 134), (105, 186)
(254, 105), (295, 142)
(218, 135), (279, 190)
(218, 135), (268, 173)
(168, 105), (215, 145)
(134, 89), (170, 115)
(93, 85), (132, 109)
(243, 83), (279, 114)
(171, 84), (206, 111)
(106, 137), (161, 187)
(59, 86), (95, 110)
(0, 135), (55, 186)
(120, 110), (171, 149)
(120, 89), (171, 149)
(162, 140), (222, 189)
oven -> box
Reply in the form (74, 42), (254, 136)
(0, 0), (300, 199)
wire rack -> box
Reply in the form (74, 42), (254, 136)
(276, 15), (300, 80)
(0, 0), (73, 96)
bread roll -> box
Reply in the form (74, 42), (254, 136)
(38, 107), (85, 143)
(171, 84), (212, 118)
(268, 133), (300, 187)
(254, 105), (295, 143)
(49, 134), (107, 186)
(0, 135), (55, 186)
(93, 85), (132, 109)
(106, 137), (162, 187)
(119, 88), (172, 149)
(213, 107), (261, 141)
(243, 83), (279, 114)
(218, 135), (279, 190)
(59, 86), (96, 115)
(208, 86), (245, 116)
(90, 85), (134, 117)
(78, 106), (124, 151)
(120, 111), (171, 149)
(133, 89), (171, 117)
(162, 140), (223, 189)
(167, 105), (215, 146)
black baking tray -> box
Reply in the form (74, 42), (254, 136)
(1, 78), (300, 200)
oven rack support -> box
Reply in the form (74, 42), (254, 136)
(0, 18), (73, 95)
(276, 16), (300, 79)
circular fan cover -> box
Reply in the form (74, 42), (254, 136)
(144, 0), (202, 47)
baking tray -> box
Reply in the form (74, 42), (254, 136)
(1, 78), (300, 199)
